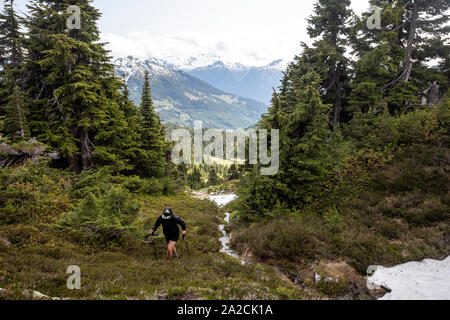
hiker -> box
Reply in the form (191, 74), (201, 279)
(149, 207), (187, 260)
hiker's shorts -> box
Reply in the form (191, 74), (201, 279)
(164, 232), (179, 243)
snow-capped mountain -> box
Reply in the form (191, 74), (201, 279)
(145, 53), (286, 73)
(120, 54), (286, 104)
(188, 59), (285, 104)
(114, 56), (268, 129)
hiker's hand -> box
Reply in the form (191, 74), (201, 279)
(182, 231), (186, 236)
(149, 230), (153, 236)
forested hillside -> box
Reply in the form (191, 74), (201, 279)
(231, 0), (449, 280)
(0, 0), (449, 300)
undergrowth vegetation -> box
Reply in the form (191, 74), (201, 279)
(0, 166), (308, 300)
(231, 99), (450, 274)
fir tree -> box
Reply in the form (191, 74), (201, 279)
(139, 70), (166, 177)
(188, 165), (203, 190)
(227, 163), (240, 181)
(4, 84), (29, 139)
(350, 0), (449, 113)
(0, 0), (28, 140)
(24, 0), (135, 171)
(242, 71), (334, 216)
(0, 0), (22, 71)
(208, 166), (219, 186)
(306, 0), (353, 127)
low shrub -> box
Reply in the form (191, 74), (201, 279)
(0, 164), (72, 224)
(232, 214), (326, 261)
(57, 186), (141, 242)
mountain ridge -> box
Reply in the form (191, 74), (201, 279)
(115, 56), (268, 129)
(188, 60), (284, 104)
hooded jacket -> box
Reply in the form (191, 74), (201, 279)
(151, 214), (186, 237)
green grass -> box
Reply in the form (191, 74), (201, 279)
(0, 193), (309, 300)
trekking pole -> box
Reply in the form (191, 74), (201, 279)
(182, 234), (191, 256)
(144, 233), (159, 260)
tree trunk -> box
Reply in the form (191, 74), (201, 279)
(68, 154), (80, 173)
(333, 63), (343, 128)
(400, 1), (419, 82)
(429, 81), (440, 106)
(80, 127), (91, 171)
(334, 84), (342, 128)
(14, 86), (25, 138)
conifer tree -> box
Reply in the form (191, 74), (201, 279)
(350, 0), (449, 113)
(188, 165), (203, 190)
(94, 76), (150, 173)
(306, 0), (353, 127)
(24, 0), (134, 171)
(227, 163), (240, 181)
(0, 0), (28, 140)
(138, 70), (166, 177)
(4, 84), (29, 139)
(242, 71), (334, 216)
(208, 166), (219, 186)
(0, 0), (22, 71)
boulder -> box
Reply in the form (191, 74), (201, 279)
(366, 265), (378, 276)
(0, 237), (11, 247)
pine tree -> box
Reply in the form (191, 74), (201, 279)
(0, 0), (22, 71)
(242, 71), (334, 216)
(208, 166), (219, 186)
(0, 0), (28, 140)
(350, 0), (449, 113)
(24, 0), (134, 172)
(227, 163), (240, 181)
(139, 70), (166, 177)
(188, 165), (203, 190)
(306, 0), (353, 127)
(4, 84), (29, 139)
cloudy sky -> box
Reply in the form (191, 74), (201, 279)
(14, 0), (370, 67)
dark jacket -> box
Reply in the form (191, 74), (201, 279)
(151, 214), (186, 236)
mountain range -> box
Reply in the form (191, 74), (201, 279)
(114, 55), (286, 129)
(188, 60), (284, 105)
(143, 54), (285, 104)
(115, 56), (270, 129)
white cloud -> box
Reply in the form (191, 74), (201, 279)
(101, 31), (304, 69)
(14, 0), (372, 68)
(100, 0), (372, 69)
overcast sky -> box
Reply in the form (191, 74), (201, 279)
(13, 0), (370, 66)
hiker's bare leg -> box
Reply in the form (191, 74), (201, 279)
(167, 241), (176, 260)
(172, 245), (177, 256)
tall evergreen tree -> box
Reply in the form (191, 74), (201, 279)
(0, 0), (22, 70)
(306, 0), (353, 127)
(3, 84), (29, 139)
(241, 71), (334, 217)
(24, 0), (134, 171)
(139, 70), (166, 177)
(208, 166), (219, 186)
(350, 0), (449, 113)
(0, 0), (28, 140)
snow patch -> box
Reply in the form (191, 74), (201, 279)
(213, 94), (238, 105)
(207, 194), (238, 208)
(184, 92), (201, 101)
(367, 256), (450, 300)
